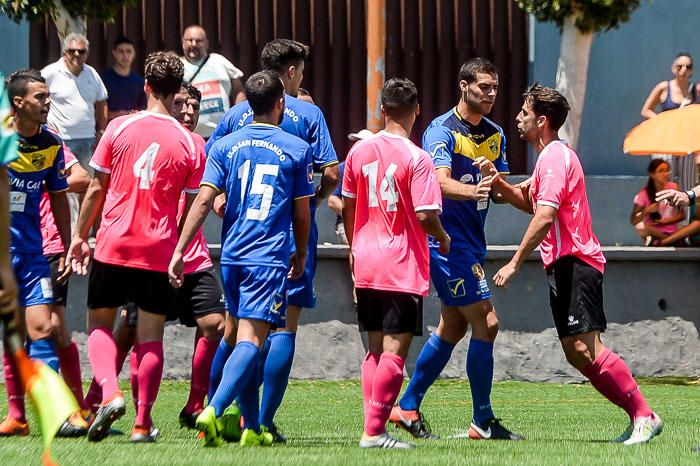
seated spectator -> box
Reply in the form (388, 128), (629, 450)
(630, 159), (685, 245)
(660, 202), (700, 246)
(101, 36), (146, 121)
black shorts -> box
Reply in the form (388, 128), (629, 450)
(46, 254), (68, 306)
(171, 268), (226, 327)
(546, 256), (607, 339)
(87, 260), (175, 316)
(356, 288), (423, 336)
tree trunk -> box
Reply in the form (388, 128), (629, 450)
(555, 14), (593, 151)
(51, 0), (87, 43)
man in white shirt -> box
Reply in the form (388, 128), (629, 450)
(180, 25), (245, 138)
(41, 32), (108, 175)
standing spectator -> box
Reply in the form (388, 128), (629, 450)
(180, 25), (245, 138)
(641, 53), (700, 191)
(41, 32), (108, 174)
(101, 36), (146, 121)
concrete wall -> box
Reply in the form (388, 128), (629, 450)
(531, 0), (699, 176)
(0, 16), (29, 75)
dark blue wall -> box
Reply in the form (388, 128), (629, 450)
(0, 16), (28, 75)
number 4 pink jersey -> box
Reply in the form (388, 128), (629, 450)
(90, 111), (203, 272)
(342, 131), (442, 296)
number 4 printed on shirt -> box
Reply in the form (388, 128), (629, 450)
(362, 160), (399, 211)
(133, 142), (160, 189)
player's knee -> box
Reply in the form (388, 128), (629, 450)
(29, 319), (54, 340)
(562, 339), (592, 369)
(199, 316), (225, 340)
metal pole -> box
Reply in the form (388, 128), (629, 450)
(366, 0), (386, 132)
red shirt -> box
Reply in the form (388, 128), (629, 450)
(530, 140), (605, 272)
(342, 131), (442, 295)
(90, 111), (203, 272)
(41, 143), (78, 255)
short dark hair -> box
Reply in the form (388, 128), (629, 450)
(245, 70), (284, 115)
(458, 57), (498, 84)
(261, 39), (310, 73)
(297, 87), (310, 97)
(6, 69), (45, 110)
(113, 35), (134, 50)
(144, 51), (184, 97)
(522, 82), (570, 131)
(180, 82), (201, 102)
(381, 77), (418, 119)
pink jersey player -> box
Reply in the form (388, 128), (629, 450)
(530, 140), (606, 272)
(90, 111), (203, 272)
(342, 131), (442, 296)
(41, 143), (79, 255)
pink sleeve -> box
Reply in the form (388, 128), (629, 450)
(411, 150), (442, 212)
(633, 188), (649, 207)
(534, 151), (567, 209)
(341, 152), (357, 198)
(89, 122), (116, 173)
(184, 143), (205, 193)
(62, 143), (78, 168)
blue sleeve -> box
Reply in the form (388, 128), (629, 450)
(422, 125), (454, 170)
(308, 108), (338, 169)
(46, 144), (68, 192)
(201, 141), (227, 190)
(294, 145), (315, 200)
(206, 114), (233, 154)
(331, 162), (344, 197)
(495, 128), (509, 174)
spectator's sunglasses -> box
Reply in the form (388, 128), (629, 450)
(66, 48), (87, 55)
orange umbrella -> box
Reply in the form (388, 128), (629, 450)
(623, 104), (700, 155)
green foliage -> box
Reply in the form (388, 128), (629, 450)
(515, 0), (644, 33)
(0, 0), (137, 22)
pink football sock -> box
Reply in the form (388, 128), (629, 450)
(87, 327), (119, 403)
(57, 342), (87, 410)
(85, 346), (130, 413)
(185, 337), (219, 414)
(365, 352), (405, 436)
(130, 345), (140, 413)
(134, 341), (164, 429)
(3, 353), (25, 421)
(581, 348), (653, 420)
(361, 352), (380, 419)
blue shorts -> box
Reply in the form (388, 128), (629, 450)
(430, 248), (491, 307)
(220, 264), (287, 327)
(287, 220), (318, 309)
(12, 252), (53, 308)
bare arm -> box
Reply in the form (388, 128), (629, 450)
(327, 194), (343, 216)
(493, 205), (557, 288)
(230, 78), (246, 105)
(48, 190), (72, 282)
(95, 100), (108, 140)
(473, 157), (532, 212)
(316, 164), (340, 200)
(630, 202), (647, 225)
(0, 168), (18, 315)
(436, 167), (492, 201)
(641, 82), (665, 119)
(67, 171), (110, 275)
(290, 197), (311, 279)
(416, 210), (450, 255)
(66, 162), (90, 193)
(178, 192), (197, 235)
(342, 196), (356, 247)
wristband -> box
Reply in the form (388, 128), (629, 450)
(686, 189), (697, 203)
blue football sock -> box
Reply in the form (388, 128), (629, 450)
(29, 338), (59, 372)
(208, 339), (234, 402)
(209, 341), (258, 417)
(256, 334), (273, 391)
(238, 355), (261, 433)
(399, 333), (455, 411)
(259, 331), (296, 427)
(466, 338), (495, 426)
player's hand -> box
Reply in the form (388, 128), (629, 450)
(437, 233), (451, 255)
(168, 252), (185, 289)
(67, 236), (91, 276)
(213, 193), (227, 218)
(0, 265), (19, 316)
(656, 189), (690, 207)
(56, 254), (72, 284)
(493, 261), (518, 288)
(288, 252), (306, 280)
(471, 175), (494, 201)
(513, 177), (533, 190)
(473, 157), (500, 181)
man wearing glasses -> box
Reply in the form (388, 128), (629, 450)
(41, 33), (108, 176)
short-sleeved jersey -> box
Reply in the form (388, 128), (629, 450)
(530, 140), (605, 272)
(180, 132), (214, 274)
(41, 143), (79, 255)
(342, 131), (442, 296)
(9, 126), (68, 254)
(90, 111), (202, 272)
(202, 123), (314, 268)
(423, 108), (508, 256)
(0, 76), (18, 166)
(633, 182), (681, 235)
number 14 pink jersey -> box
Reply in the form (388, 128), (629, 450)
(90, 111), (203, 272)
(342, 131), (442, 296)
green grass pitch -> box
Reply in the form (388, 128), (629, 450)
(1, 379), (699, 465)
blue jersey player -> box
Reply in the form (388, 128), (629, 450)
(206, 39), (338, 441)
(390, 58), (524, 441)
(169, 70), (314, 447)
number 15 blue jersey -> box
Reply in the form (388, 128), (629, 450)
(202, 123), (315, 268)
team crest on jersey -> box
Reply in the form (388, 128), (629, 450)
(31, 152), (45, 169)
(488, 139), (498, 156)
(307, 163), (314, 183)
(471, 264), (485, 280)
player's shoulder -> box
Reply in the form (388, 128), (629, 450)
(225, 100), (254, 129)
(40, 125), (63, 146)
(286, 95), (323, 120)
(426, 108), (455, 130)
(481, 115), (505, 134)
(275, 125), (312, 155)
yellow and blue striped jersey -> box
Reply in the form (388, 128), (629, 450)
(8, 125), (67, 254)
(423, 108), (508, 256)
